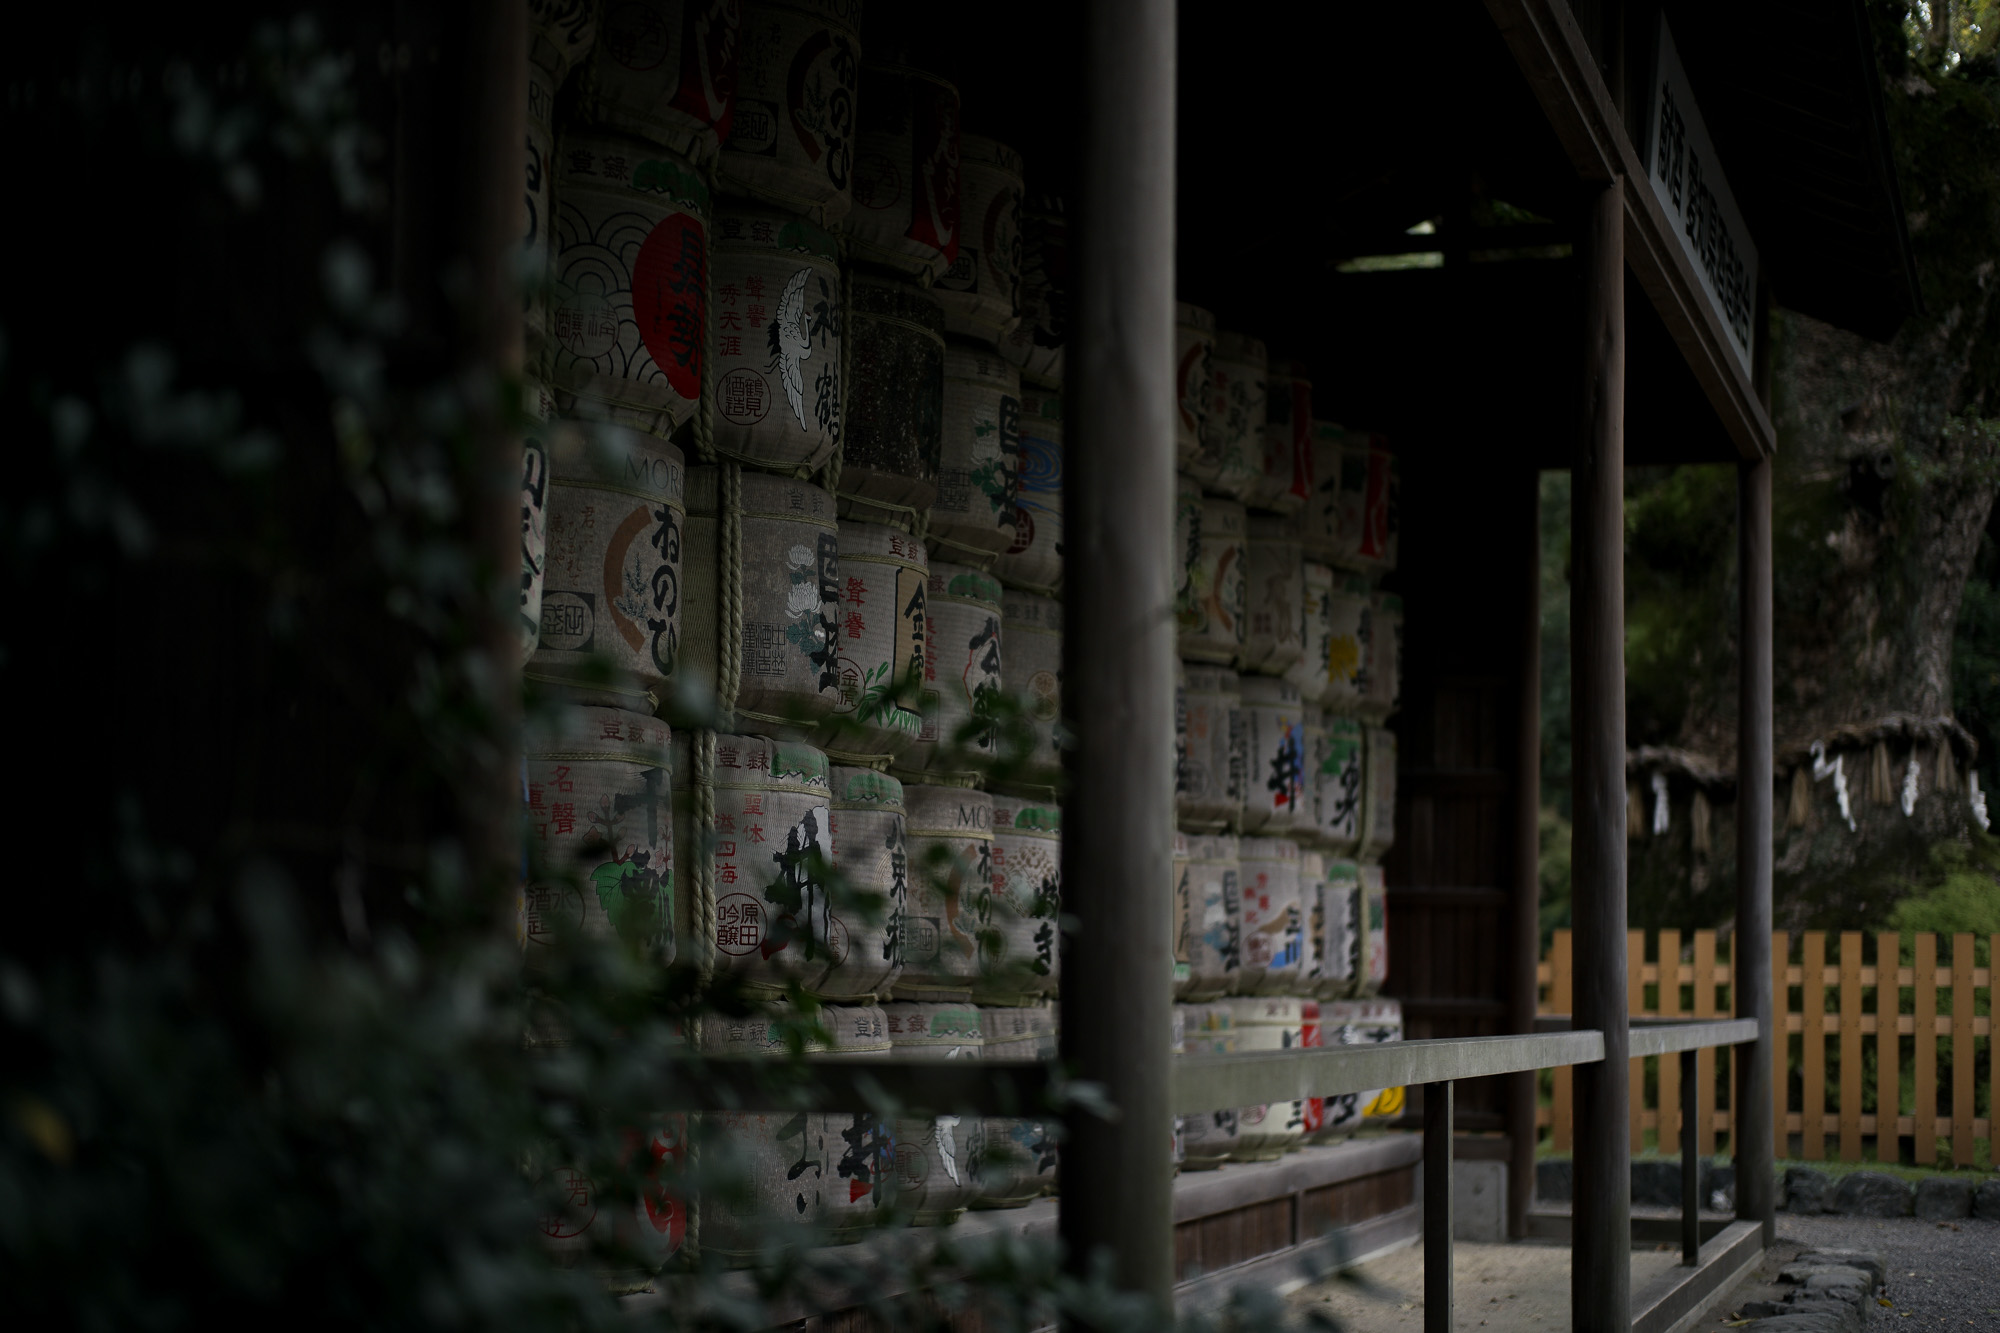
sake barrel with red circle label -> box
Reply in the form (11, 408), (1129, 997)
(1172, 830), (1193, 995)
(999, 196), (1066, 388)
(1251, 362), (1312, 514)
(1356, 864), (1389, 996)
(998, 592), (1062, 793)
(840, 274), (944, 528)
(932, 341), (1021, 561)
(974, 1003), (1058, 1206)
(1175, 494), (1246, 665)
(1178, 665), (1246, 832)
(1193, 330), (1265, 500)
(1316, 858), (1359, 999)
(1299, 419), (1346, 563)
(1178, 1004), (1239, 1168)
(1364, 592), (1402, 722)
(519, 390), (554, 661)
(683, 468), (838, 736)
(881, 1001), (984, 1223)
(526, 424), (687, 711)
(848, 62), (961, 284)
(1236, 837), (1302, 994)
(893, 786), (992, 1001)
(1333, 430), (1398, 574)
(709, 206), (844, 471)
(995, 388), (1062, 593)
(525, 62), (557, 378)
(934, 135), (1023, 346)
(1312, 713), (1363, 856)
(1239, 674), (1308, 835)
(1322, 574), (1375, 715)
(699, 735), (834, 984)
(1181, 834), (1241, 999)
(1225, 996), (1305, 1159)
(1285, 560), (1336, 704)
(828, 756), (908, 996)
(720, 0), (862, 224)
(1359, 727), (1397, 864)
(1244, 515), (1304, 674)
(533, 1115), (688, 1289)
(579, 0), (740, 163)
(530, 0), (600, 84)
(893, 562), (1002, 782)
(816, 522), (927, 763)
(983, 796), (1059, 1003)
(1173, 302), (1215, 470)
(552, 134), (710, 438)
(522, 705), (675, 966)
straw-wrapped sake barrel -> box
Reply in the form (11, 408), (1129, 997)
(816, 522), (926, 763)
(1177, 666), (1245, 831)
(934, 135), (1023, 346)
(1177, 1003), (1240, 1169)
(894, 562), (1002, 782)
(974, 1003), (1059, 1207)
(1193, 331), (1265, 500)
(1318, 997), (1404, 1138)
(825, 767), (906, 1000)
(848, 62), (961, 284)
(1315, 858), (1359, 999)
(1250, 361), (1311, 514)
(551, 134), (709, 437)
(998, 592), (1062, 794)
(1176, 494), (1246, 665)
(1356, 864), (1389, 996)
(893, 786), (992, 1001)
(1298, 419), (1346, 564)
(720, 0), (862, 224)
(522, 705), (675, 965)
(1244, 515), (1304, 674)
(1332, 431), (1399, 575)
(1237, 836), (1302, 994)
(523, 61), (557, 378)
(1174, 475), (1200, 634)
(1300, 995), (1325, 1141)
(840, 275), (944, 527)
(1181, 834), (1241, 998)
(1363, 592), (1402, 722)
(533, 1115), (688, 1291)
(577, 0), (740, 163)
(1359, 726), (1398, 863)
(1293, 851), (1321, 989)
(818, 1005), (899, 1240)
(1172, 831), (1193, 995)
(1173, 303), (1215, 471)
(519, 390), (554, 659)
(1310, 712), (1364, 855)
(1285, 560), (1336, 704)
(1239, 675), (1308, 835)
(999, 196), (1066, 387)
(932, 341), (1022, 562)
(709, 206), (844, 471)
(1322, 574), (1375, 715)
(530, 0), (599, 83)
(1226, 996), (1305, 1160)
(527, 424), (686, 711)
(996, 388), (1063, 592)
(684, 468), (839, 737)
(882, 1001), (984, 1223)
(982, 796), (1060, 1003)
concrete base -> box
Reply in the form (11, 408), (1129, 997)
(1453, 1159), (1508, 1242)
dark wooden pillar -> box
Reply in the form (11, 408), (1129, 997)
(1734, 455), (1775, 1244)
(1509, 470), (1542, 1238)
(1571, 176), (1631, 1333)
(1059, 0), (1177, 1317)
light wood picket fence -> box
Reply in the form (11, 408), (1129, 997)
(1536, 929), (1994, 1167)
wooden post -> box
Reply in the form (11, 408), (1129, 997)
(1694, 929), (1718, 1157)
(1801, 931), (1826, 1160)
(1570, 174), (1630, 1333)
(1630, 929), (1647, 1154)
(1915, 932), (1938, 1167)
(1734, 456), (1776, 1241)
(1952, 933), (1975, 1166)
(1553, 929), (1575, 1152)
(1059, 0), (1177, 1315)
(1876, 931), (1901, 1165)
(1839, 932), (1863, 1161)
(1680, 1047), (1699, 1266)
(1425, 1080), (1455, 1333)
(1510, 470), (1543, 1238)
(1658, 929), (1682, 1146)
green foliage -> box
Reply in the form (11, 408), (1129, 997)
(1886, 832), (2000, 936)
(1538, 471), (1573, 818)
(1623, 466), (1738, 748)
(1538, 807), (1574, 952)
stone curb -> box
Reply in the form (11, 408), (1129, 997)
(1742, 1249), (1882, 1332)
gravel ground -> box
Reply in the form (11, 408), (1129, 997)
(1726, 1213), (2000, 1330)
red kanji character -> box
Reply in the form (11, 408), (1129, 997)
(717, 283), (742, 306)
(719, 335), (743, 358)
(746, 303), (767, 329)
(528, 784), (545, 811)
(718, 865), (738, 884)
(552, 802), (576, 835)
(747, 825), (765, 844)
(719, 746), (740, 768)
(844, 611), (865, 639)
(844, 577), (867, 607)
(600, 719), (623, 740)
(552, 765), (574, 793)
(742, 795), (764, 815)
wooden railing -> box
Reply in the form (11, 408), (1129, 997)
(1537, 929), (1995, 1166)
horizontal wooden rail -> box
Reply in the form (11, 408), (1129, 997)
(1627, 1019), (1758, 1058)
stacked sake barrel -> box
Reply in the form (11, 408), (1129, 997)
(1167, 309), (1404, 1168)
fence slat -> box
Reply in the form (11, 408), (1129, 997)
(1877, 931), (1900, 1166)
(1953, 933), (1976, 1167)
(1723, 939), (1735, 1153)
(1839, 931), (1863, 1161)
(1801, 932), (1826, 1160)
(1992, 934), (1998, 1176)
(1552, 929), (1573, 1153)
(1916, 933), (1938, 1167)
(1694, 929), (1718, 1156)
(1630, 929), (1647, 1154)
(1658, 928), (1682, 1148)
(1772, 930), (1788, 1158)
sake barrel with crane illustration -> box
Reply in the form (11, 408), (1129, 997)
(709, 206), (845, 472)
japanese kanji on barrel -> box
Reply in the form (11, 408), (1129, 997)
(995, 388), (1062, 593)
(1322, 574), (1375, 714)
(983, 795), (1060, 1003)
(577, 0), (740, 164)
(1355, 865), (1389, 996)
(1286, 560), (1336, 703)
(975, 1004), (1058, 1207)
(1332, 430), (1398, 575)
(684, 468), (839, 736)
(1310, 712), (1363, 854)
(1236, 836), (1302, 993)
(1298, 419), (1346, 564)
(524, 61), (557, 379)
(1318, 998), (1403, 1138)
(934, 135), (1023, 346)
(1315, 858), (1359, 999)
(1360, 726), (1398, 863)
(696, 735), (835, 983)
(1176, 494), (1246, 665)
(932, 342), (1021, 561)
(709, 206), (845, 471)
(1239, 674), (1308, 835)
(1251, 361), (1311, 514)
(522, 705), (674, 966)
(1176, 665), (1244, 831)
(1177, 1004), (1239, 1168)
(998, 592), (1062, 793)
(720, 0), (862, 224)
(882, 1001), (984, 1223)
(1244, 516), (1304, 674)
(817, 521), (926, 763)
(894, 785), (992, 1000)
(816, 1003), (899, 1239)
(895, 562), (1002, 782)
(1194, 330), (1265, 500)
(1226, 996), (1305, 1160)
(532, 1115), (687, 1291)
(848, 62), (961, 284)
(840, 274), (944, 528)
(1180, 834), (1240, 999)
(526, 423), (686, 711)
(1172, 831), (1193, 995)
(999, 196), (1065, 387)
(1364, 592), (1402, 721)
(1173, 302), (1215, 470)
(518, 393), (554, 660)
(827, 766), (907, 1001)
(551, 133), (709, 437)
